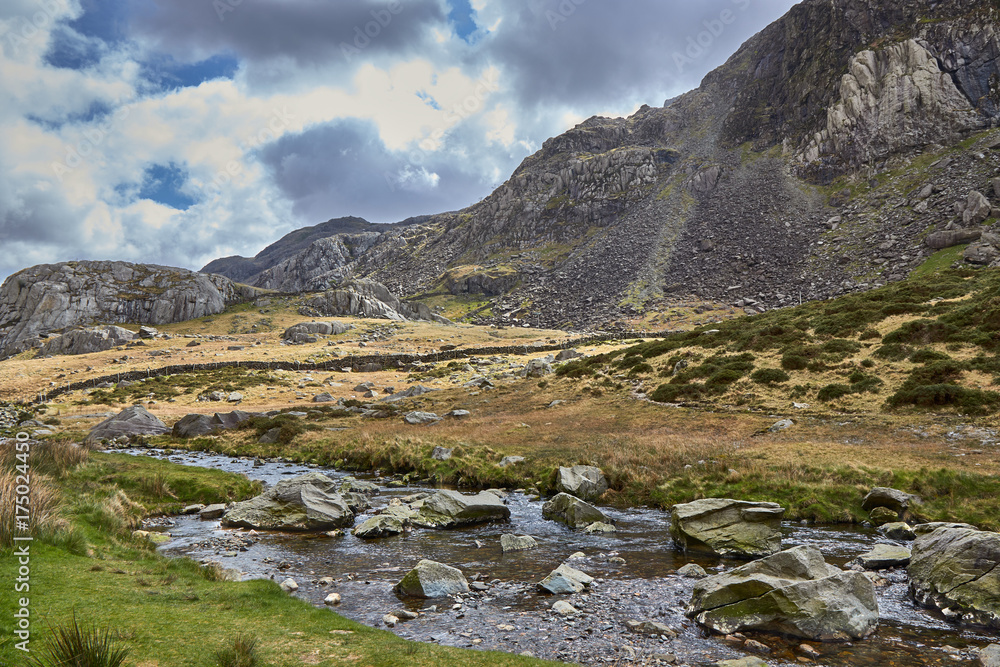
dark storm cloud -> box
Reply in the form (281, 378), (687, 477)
(259, 119), (494, 224)
(481, 0), (798, 108)
(129, 0), (445, 66)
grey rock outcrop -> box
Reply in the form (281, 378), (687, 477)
(282, 321), (353, 343)
(686, 545), (879, 641)
(555, 465), (608, 500)
(306, 279), (449, 324)
(908, 527), (1000, 628)
(542, 493), (609, 529)
(411, 490), (511, 528)
(36, 325), (135, 356)
(87, 405), (169, 442)
(670, 498), (785, 559)
(395, 559), (469, 598)
(221, 472), (354, 532)
(0, 261), (257, 358)
(171, 410), (253, 438)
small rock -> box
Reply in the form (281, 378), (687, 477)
(714, 658), (769, 667)
(856, 544), (912, 570)
(324, 593), (342, 605)
(280, 578), (298, 592)
(539, 563), (593, 595)
(500, 534), (539, 552)
(199, 504), (226, 520)
(498, 456), (525, 468)
(744, 639), (771, 654)
(769, 419), (794, 432)
(383, 614), (399, 627)
(403, 411), (441, 425)
(880, 522), (916, 541)
(582, 521), (616, 534)
(626, 620), (678, 638)
(552, 600), (578, 616)
(868, 506), (898, 526)
(227, 392), (243, 403)
(677, 563), (708, 579)
(431, 446), (453, 461)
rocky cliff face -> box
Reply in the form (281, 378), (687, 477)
(203, 0), (1000, 330)
(0, 261), (258, 357)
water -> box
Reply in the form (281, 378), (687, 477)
(130, 449), (997, 665)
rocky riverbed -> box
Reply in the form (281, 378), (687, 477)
(133, 449), (998, 666)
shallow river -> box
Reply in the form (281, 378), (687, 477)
(130, 449), (997, 666)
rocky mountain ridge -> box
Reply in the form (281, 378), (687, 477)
(193, 2), (1000, 327)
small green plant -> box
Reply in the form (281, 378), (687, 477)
(28, 616), (130, 667)
(818, 383), (853, 402)
(214, 632), (260, 667)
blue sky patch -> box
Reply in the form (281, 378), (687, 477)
(138, 163), (197, 210)
(141, 53), (240, 92)
(448, 0), (477, 42)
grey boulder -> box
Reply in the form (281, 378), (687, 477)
(855, 544), (912, 569)
(908, 527), (1000, 629)
(539, 563), (594, 594)
(222, 472), (354, 532)
(87, 405), (169, 442)
(500, 534), (538, 552)
(862, 487), (922, 521)
(542, 493), (609, 529)
(670, 498), (785, 559)
(403, 411), (441, 425)
(353, 506), (417, 539)
(37, 325), (135, 356)
(556, 465), (608, 500)
(686, 545), (879, 641)
(395, 560), (469, 598)
(283, 321), (352, 342)
(411, 490), (511, 528)
(980, 644), (1000, 667)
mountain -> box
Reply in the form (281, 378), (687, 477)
(204, 0), (1000, 329)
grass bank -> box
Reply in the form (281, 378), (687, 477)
(0, 444), (556, 667)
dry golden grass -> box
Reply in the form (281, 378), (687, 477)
(0, 469), (65, 547)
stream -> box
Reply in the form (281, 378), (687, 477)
(130, 448), (997, 666)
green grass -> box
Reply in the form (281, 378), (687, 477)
(911, 245), (968, 277)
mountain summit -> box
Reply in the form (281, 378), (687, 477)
(205, 0), (1000, 329)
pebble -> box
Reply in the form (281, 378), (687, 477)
(324, 593), (341, 605)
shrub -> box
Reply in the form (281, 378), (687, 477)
(751, 368), (791, 385)
(706, 369), (743, 387)
(28, 617), (130, 667)
(860, 359), (875, 368)
(858, 328), (882, 341)
(650, 383), (705, 403)
(781, 354), (809, 371)
(887, 385), (1000, 414)
(817, 384), (853, 402)
(909, 349), (951, 364)
(874, 344), (911, 361)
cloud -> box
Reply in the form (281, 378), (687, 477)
(0, 0), (800, 284)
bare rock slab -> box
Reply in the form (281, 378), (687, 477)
(686, 545), (879, 641)
(671, 498), (785, 559)
(909, 527), (1000, 629)
(411, 490), (510, 529)
(222, 471), (354, 532)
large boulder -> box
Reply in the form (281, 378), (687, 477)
(542, 493), (609, 529)
(855, 544), (912, 570)
(925, 228), (982, 250)
(411, 490), (511, 528)
(86, 405), (169, 442)
(171, 410), (254, 438)
(556, 465), (608, 500)
(862, 487), (922, 522)
(395, 560), (469, 598)
(965, 190), (993, 226)
(222, 472), (354, 531)
(282, 321), (352, 343)
(686, 545), (879, 641)
(670, 498), (785, 559)
(36, 325), (136, 356)
(908, 527), (1000, 629)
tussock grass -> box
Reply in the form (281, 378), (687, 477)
(0, 440), (89, 478)
(0, 470), (65, 548)
(214, 633), (260, 667)
(27, 616), (130, 667)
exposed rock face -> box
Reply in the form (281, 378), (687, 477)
(670, 498), (785, 559)
(87, 405), (169, 442)
(411, 490), (511, 528)
(0, 261), (257, 358)
(171, 411), (254, 438)
(395, 559), (469, 598)
(686, 546), (879, 641)
(36, 325), (135, 356)
(222, 472), (354, 532)
(555, 465), (609, 500)
(305, 279), (449, 324)
(196, 0), (1000, 330)
(908, 527), (1000, 629)
(541, 493), (609, 529)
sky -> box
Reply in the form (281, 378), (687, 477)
(0, 0), (798, 282)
